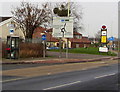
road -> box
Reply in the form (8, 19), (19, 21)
(2, 63), (66, 70)
(2, 63), (119, 91)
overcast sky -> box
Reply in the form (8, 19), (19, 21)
(0, 0), (119, 38)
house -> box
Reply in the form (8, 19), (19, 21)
(33, 27), (59, 47)
(67, 33), (91, 48)
(0, 17), (24, 41)
(33, 27), (91, 48)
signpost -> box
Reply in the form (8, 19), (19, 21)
(41, 34), (46, 58)
(52, 17), (73, 58)
(52, 17), (73, 38)
(99, 25), (108, 53)
(108, 36), (115, 53)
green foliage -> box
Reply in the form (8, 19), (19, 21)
(49, 47), (117, 56)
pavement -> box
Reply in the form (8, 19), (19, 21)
(1, 51), (120, 64)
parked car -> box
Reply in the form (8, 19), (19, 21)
(46, 47), (59, 50)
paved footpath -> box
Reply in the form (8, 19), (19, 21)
(1, 51), (119, 64)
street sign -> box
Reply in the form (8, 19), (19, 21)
(99, 47), (108, 52)
(101, 31), (107, 35)
(101, 36), (107, 43)
(108, 37), (115, 41)
(9, 29), (14, 34)
(42, 35), (46, 40)
(52, 17), (73, 38)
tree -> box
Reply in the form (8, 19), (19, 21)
(95, 30), (101, 43)
(95, 30), (101, 39)
(53, 2), (83, 32)
(11, 2), (52, 39)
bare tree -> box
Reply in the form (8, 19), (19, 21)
(53, 2), (83, 32)
(95, 30), (101, 43)
(11, 2), (52, 39)
(95, 30), (101, 39)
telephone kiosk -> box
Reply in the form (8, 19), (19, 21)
(6, 36), (19, 59)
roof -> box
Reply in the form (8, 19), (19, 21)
(69, 37), (91, 43)
(0, 18), (12, 26)
(73, 31), (82, 35)
(0, 17), (11, 22)
(33, 27), (59, 42)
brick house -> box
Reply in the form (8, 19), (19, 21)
(68, 32), (91, 48)
(32, 27), (59, 47)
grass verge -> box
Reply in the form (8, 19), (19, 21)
(48, 47), (117, 56)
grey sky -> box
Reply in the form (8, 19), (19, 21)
(0, 0), (118, 38)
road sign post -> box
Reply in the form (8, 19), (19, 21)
(52, 17), (73, 58)
(99, 25), (108, 53)
(42, 34), (46, 58)
(108, 36), (115, 54)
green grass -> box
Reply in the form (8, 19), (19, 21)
(48, 47), (117, 56)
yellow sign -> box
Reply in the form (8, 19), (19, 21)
(101, 36), (107, 43)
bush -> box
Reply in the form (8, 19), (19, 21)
(19, 43), (43, 58)
(2, 42), (6, 58)
(2, 42), (43, 58)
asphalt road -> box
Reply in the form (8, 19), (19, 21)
(2, 63), (66, 70)
(2, 63), (119, 91)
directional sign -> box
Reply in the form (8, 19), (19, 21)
(42, 35), (46, 40)
(108, 37), (115, 41)
(52, 17), (73, 38)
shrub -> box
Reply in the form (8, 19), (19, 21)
(2, 42), (43, 58)
(19, 43), (43, 58)
(2, 42), (6, 58)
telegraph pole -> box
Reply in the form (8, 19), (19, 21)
(66, 0), (70, 58)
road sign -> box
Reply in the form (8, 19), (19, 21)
(101, 36), (107, 43)
(101, 31), (107, 35)
(52, 17), (73, 38)
(108, 37), (115, 41)
(102, 25), (106, 29)
(42, 35), (46, 40)
(9, 29), (14, 34)
(99, 47), (108, 52)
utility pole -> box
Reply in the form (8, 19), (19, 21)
(66, 0), (70, 58)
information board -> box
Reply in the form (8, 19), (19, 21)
(52, 17), (73, 38)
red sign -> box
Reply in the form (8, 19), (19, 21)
(102, 25), (106, 29)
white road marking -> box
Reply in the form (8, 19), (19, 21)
(2, 78), (25, 83)
(95, 73), (116, 79)
(43, 81), (81, 90)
